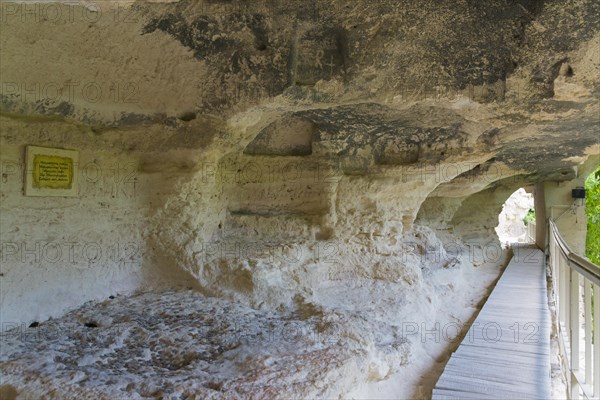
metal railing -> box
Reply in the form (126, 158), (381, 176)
(549, 220), (600, 399)
(526, 221), (536, 244)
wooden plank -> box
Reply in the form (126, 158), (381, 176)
(442, 362), (550, 385)
(432, 245), (551, 399)
(435, 375), (549, 398)
(432, 387), (492, 399)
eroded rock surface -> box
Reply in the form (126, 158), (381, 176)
(0, 0), (598, 398)
(1, 248), (501, 399)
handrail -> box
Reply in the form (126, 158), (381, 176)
(548, 219), (600, 400)
(549, 220), (600, 286)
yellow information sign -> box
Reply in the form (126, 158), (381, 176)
(25, 146), (79, 197)
(32, 155), (73, 189)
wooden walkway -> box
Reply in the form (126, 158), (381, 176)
(432, 244), (552, 399)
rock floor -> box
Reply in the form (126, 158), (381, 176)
(0, 248), (505, 400)
(0, 289), (367, 400)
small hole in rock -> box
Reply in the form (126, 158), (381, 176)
(29, 322), (39, 328)
(177, 111), (197, 122)
(204, 382), (224, 391)
(109, 295), (115, 299)
(566, 66), (573, 76)
(84, 321), (98, 328)
(559, 63), (574, 77)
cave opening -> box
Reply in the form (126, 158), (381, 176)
(495, 187), (535, 248)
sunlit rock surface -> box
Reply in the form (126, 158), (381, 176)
(496, 188), (535, 245)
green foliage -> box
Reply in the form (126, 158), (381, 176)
(586, 165), (600, 264)
(523, 209), (536, 225)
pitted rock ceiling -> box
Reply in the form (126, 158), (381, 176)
(1, 0), (598, 184)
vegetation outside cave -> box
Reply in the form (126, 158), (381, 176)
(523, 208), (536, 225)
(586, 165), (600, 264)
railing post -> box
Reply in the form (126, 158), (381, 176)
(594, 284), (600, 399)
(570, 268), (580, 399)
(584, 279), (591, 384)
(551, 234), (558, 311)
(558, 252), (563, 322)
(561, 254), (570, 329)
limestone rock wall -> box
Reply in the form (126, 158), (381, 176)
(0, 0), (597, 320)
(0, 117), (205, 323)
(0, 2), (599, 396)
